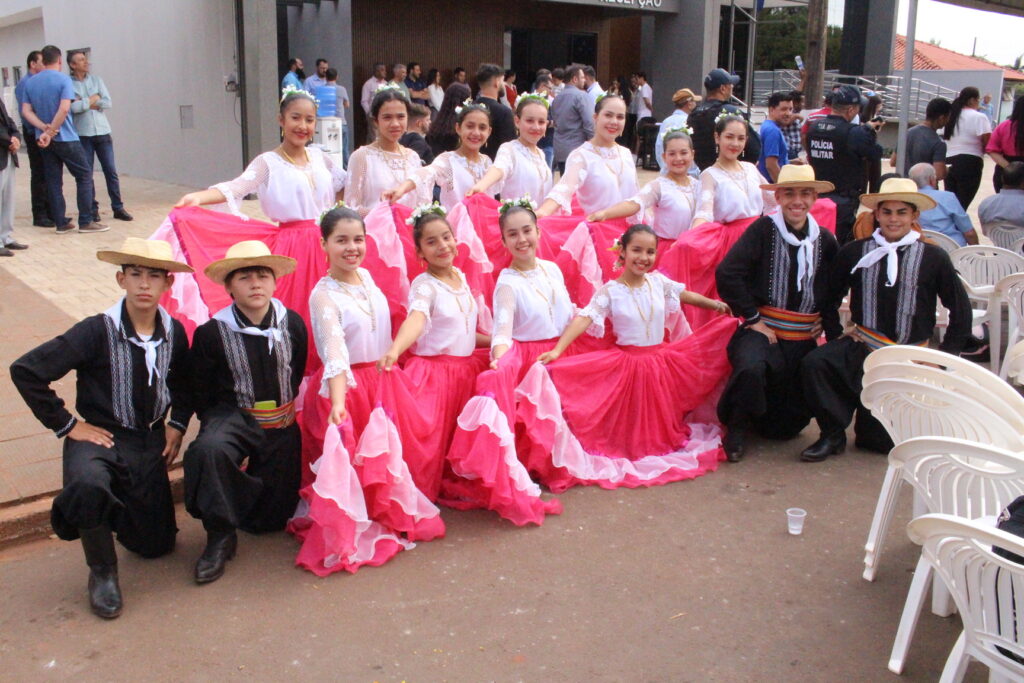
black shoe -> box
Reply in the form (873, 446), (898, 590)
(32, 218), (55, 228)
(5, 241), (28, 250)
(194, 530), (237, 584)
(800, 433), (847, 462)
(79, 526), (123, 619)
(56, 223), (77, 235)
(723, 427), (745, 463)
(0, 247), (12, 257)
(112, 208), (134, 221)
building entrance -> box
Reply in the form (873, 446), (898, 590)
(508, 28), (597, 86)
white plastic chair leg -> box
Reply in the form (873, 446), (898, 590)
(939, 631), (969, 683)
(931, 580), (956, 617)
(913, 489), (928, 518)
(889, 555), (932, 674)
(863, 465), (903, 582)
(989, 670), (1015, 683)
(990, 294), (1003, 373)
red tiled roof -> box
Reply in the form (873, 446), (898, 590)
(893, 35), (1024, 81)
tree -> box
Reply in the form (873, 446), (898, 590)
(754, 7), (842, 72)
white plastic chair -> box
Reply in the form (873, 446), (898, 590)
(994, 273), (1024, 378)
(1004, 339), (1024, 384)
(983, 222), (1024, 251)
(880, 438), (1024, 674)
(949, 246), (1024, 370)
(1011, 235), (1024, 257)
(922, 229), (962, 254)
(905, 514), (1024, 682)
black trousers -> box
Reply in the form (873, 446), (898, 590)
(51, 427), (177, 558)
(717, 326), (816, 440)
(184, 406), (301, 534)
(800, 336), (894, 453)
(823, 193), (857, 245)
(945, 154), (984, 210)
(23, 130), (51, 222)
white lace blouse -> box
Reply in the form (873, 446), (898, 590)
(411, 151), (496, 211)
(407, 269), (478, 357)
(492, 140), (552, 204)
(579, 272), (688, 347)
(629, 176), (701, 240)
(546, 142), (639, 217)
(693, 163), (777, 224)
(307, 270), (392, 395)
(491, 260), (574, 352)
(344, 144), (427, 214)
(212, 148), (346, 223)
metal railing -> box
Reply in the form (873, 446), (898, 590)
(752, 69), (959, 123)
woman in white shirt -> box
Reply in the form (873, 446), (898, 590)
(518, 224), (736, 490)
(943, 86), (993, 210)
(168, 88), (347, 370)
(467, 94), (554, 204)
(378, 211), (490, 501)
(426, 68), (445, 112)
(291, 206), (444, 577)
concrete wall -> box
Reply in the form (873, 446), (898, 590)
(0, 10), (45, 113)
(286, 2), (354, 135)
(0, 0), (243, 188)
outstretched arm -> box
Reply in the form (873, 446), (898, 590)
(377, 312), (427, 371)
(537, 315), (591, 364)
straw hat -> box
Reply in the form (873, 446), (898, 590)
(671, 88), (702, 106)
(759, 164), (835, 193)
(96, 237), (194, 273)
(203, 240), (297, 284)
(859, 177), (937, 212)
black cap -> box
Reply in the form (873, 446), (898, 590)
(704, 68), (740, 91)
(831, 84), (865, 107)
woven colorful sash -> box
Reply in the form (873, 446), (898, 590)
(854, 325), (929, 352)
(242, 400), (296, 429)
(757, 306), (819, 341)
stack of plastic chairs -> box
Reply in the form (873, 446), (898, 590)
(949, 246), (1024, 371)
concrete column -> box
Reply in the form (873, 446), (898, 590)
(239, 0), (280, 165)
(840, 0), (897, 77)
(646, 3), (719, 119)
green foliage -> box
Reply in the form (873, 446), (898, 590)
(754, 7), (843, 71)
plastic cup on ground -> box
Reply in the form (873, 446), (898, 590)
(787, 508), (807, 535)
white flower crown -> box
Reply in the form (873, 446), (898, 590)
(455, 98), (488, 116)
(406, 201), (447, 226)
(498, 194), (538, 215)
(374, 82), (403, 95)
(317, 200), (348, 227)
(714, 110), (743, 126)
(661, 125), (694, 141)
(514, 92), (550, 109)
(281, 84), (319, 106)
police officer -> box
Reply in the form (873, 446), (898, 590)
(690, 68), (761, 171)
(806, 84), (883, 244)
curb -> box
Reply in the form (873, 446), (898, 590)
(0, 470), (185, 550)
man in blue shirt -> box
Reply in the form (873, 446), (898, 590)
(909, 162), (979, 246)
(281, 57), (304, 92)
(758, 91), (794, 182)
(22, 45), (106, 234)
(14, 50), (53, 227)
(303, 58), (328, 93)
(69, 50), (132, 221)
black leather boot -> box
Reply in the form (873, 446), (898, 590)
(723, 426), (746, 463)
(79, 526), (122, 619)
(194, 530), (237, 584)
(800, 432), (847, 462)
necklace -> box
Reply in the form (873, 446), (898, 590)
(665, 176), (696, 217)
(618, 276), (655, 341)
(519, 141), (550, 187)
(279, 146), (315, 189)
(331, 271), (376, 332)
(455, 151), (489, 182)
(512, 262), (555, 323)
(714, 161), (750, 197)
(372, 142), (409, 187)
(590, 142), (623, 181)
(429, 269), (475, 334)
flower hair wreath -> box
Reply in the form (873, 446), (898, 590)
(514, 92), (550, 110)
(317, 200), (348, 227)
(455, 98), (488, 116)
(714, 110), (743, 126)
(281, 84), (319, 106)
(608, 237), (622, 253)
(661, 124), (694, 141)
(498, 195), (538, 216)
(374, 82), (403, 95)
(406, 201), (447, 226)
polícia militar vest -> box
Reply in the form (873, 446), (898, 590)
(807, 115), (863, 197)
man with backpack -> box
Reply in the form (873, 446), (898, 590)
(690, 68), (761, 171)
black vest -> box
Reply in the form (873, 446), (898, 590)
(807, 115), (864, 197)
(689, 99), (761, 171)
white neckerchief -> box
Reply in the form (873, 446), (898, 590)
(102, 298), (168, 386)
(770, 210), (820, 292)
(212, 299), (286, 354)
(850, 229), (921, 287)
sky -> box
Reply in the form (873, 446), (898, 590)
(893, 0), (1024, 67)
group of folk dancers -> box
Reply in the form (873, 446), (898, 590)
(10, 86), (973, 619)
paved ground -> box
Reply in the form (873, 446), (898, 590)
(0, 160), (1001, 680)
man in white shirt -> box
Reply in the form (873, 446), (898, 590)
(583, 65), (603, 112)
(359, 63), (388, 142)
(634, 72), (653, 120)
